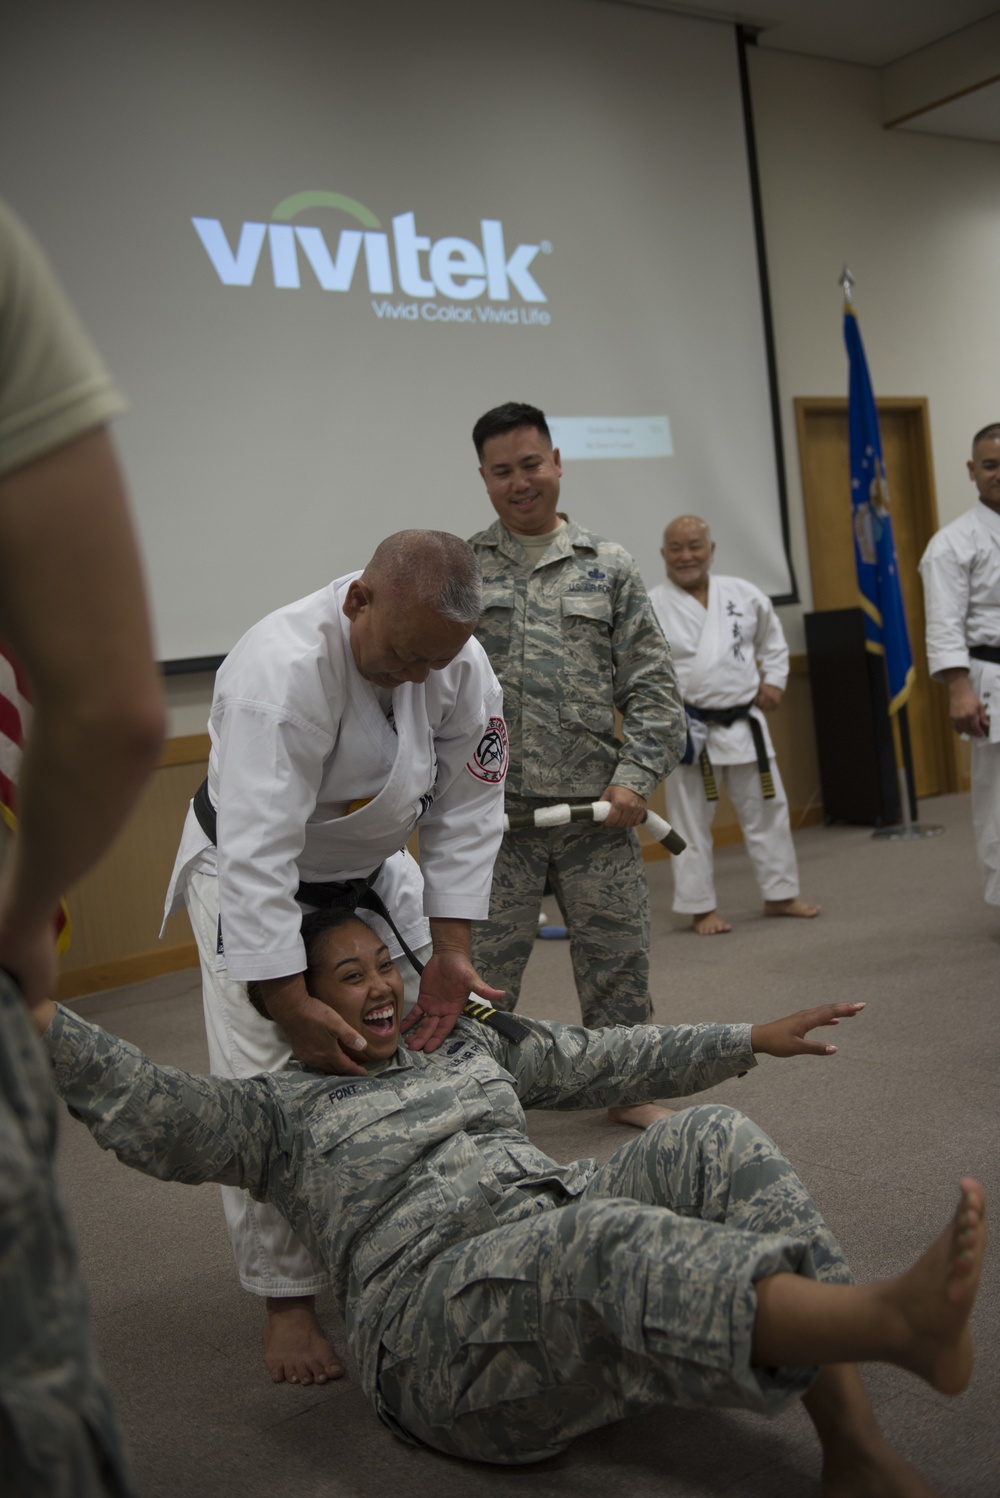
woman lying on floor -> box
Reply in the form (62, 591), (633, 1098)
(33, 908), (984, 1497)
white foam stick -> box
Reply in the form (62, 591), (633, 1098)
(503, 801), (686, 854)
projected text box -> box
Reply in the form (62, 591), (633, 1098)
(548, 416), (673, 461)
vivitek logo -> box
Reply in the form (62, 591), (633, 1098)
(192, 189), (550, 305)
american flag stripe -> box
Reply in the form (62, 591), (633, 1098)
(0, 641), (70, 953)
(0, 644), (29, 814)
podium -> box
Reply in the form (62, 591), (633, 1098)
(804, 608), (902, 827)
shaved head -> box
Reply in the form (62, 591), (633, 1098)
(344, 531), (482, 688)
(972, 423), (1000, 454)
(663, 514), (712, 549)
(362, 530), (482, 624)
(661, 514), (715, 597)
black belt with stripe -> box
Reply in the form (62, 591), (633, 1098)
(684, 701), (775, 801)
(969, 645), (1000, 665)
(192, 778), (527, 1042)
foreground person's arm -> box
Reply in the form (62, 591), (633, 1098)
(498, 1003), (865, 1111)
(0, 430), (166, 1005)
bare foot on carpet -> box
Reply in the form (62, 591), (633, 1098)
(808, 1367), (948, 1498)
(607, 1103), (676, 1129)
(264, 1296), (344, 1385)
(820, 1428), (948, 1498)
(885, 1177), (986, 1396)
(764, 896), (821, 919)
(692, 909), (732, 935)
(805, 1182), (986, 1497)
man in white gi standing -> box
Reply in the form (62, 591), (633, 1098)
(919, 424), (1000, 906)
(163, 529), (507, 1385)
(649, 515), (819, 935)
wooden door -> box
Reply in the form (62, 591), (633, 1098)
(794, 397), (957, 797)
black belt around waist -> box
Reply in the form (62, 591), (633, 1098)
(969, 645), (1000, 665)
(684, 702), (775, 801)
(192, 778), (527, 1042)
(193, 777), (425, 973)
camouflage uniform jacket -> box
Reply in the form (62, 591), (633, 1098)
(46, 1007), (754, 1419)
(467, 519), (685, 800)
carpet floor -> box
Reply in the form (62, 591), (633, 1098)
(55, 793), (999, 1497)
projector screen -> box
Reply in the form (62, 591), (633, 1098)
(1, 0), (793, 665)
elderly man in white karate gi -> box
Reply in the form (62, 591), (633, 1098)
(163, 529), (507, 1386)
(649, 516), (819, 935)
(919, 423), (1000, 906)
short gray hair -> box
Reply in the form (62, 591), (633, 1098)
(364, 531), (482, 624)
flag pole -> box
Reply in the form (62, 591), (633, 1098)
(897, 704), (919, 825)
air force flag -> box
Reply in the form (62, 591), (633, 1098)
(844, 306), (915, 714)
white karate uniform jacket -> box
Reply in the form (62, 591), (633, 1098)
(164, 573), (507, 983)
(919, 500), (1000, 745)
(648, 575), (788, 764)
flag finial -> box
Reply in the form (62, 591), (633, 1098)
(840, 265), (855, 305)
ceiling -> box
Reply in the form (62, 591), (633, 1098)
(604, 1), (1000, 142)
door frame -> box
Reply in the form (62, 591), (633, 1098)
(793, 395), (959, 797)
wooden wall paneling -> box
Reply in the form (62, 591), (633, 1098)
(55, 736), (209, 1000)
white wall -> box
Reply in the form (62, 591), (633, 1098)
(748, 46), (1000, 651)
(165, 39), (1000, 732)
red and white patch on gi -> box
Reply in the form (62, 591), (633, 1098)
(466, 716), (508, 783)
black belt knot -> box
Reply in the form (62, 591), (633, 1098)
(683, 701), (775, 800)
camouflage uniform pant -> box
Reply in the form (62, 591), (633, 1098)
(0, 973), (132, 1497)
(377, 1104), (851, 1464)
(472, 800), (652, 1028)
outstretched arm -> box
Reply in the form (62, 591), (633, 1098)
(751, 1002), (864, 1058)
(497, 1002), (865, 1111)
(36, 1002), (283, 1197)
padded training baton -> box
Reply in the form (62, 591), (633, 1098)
(503, 800), (686, 855)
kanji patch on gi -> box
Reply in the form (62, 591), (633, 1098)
(467, 717), (509, 783)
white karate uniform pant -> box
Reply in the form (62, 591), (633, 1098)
(185, 869), (428, 1297)
(664, 761), (800, 914)
(970, 740), (1000, 905)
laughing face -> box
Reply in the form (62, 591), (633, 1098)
(308, 918), (404, 1062)
(662, 515), (715, 596)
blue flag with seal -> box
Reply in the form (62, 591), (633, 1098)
(844, 304), (915, 714)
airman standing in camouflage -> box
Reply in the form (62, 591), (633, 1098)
(31, 912), (986, 1496)
(467, 402), (685, 1128)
